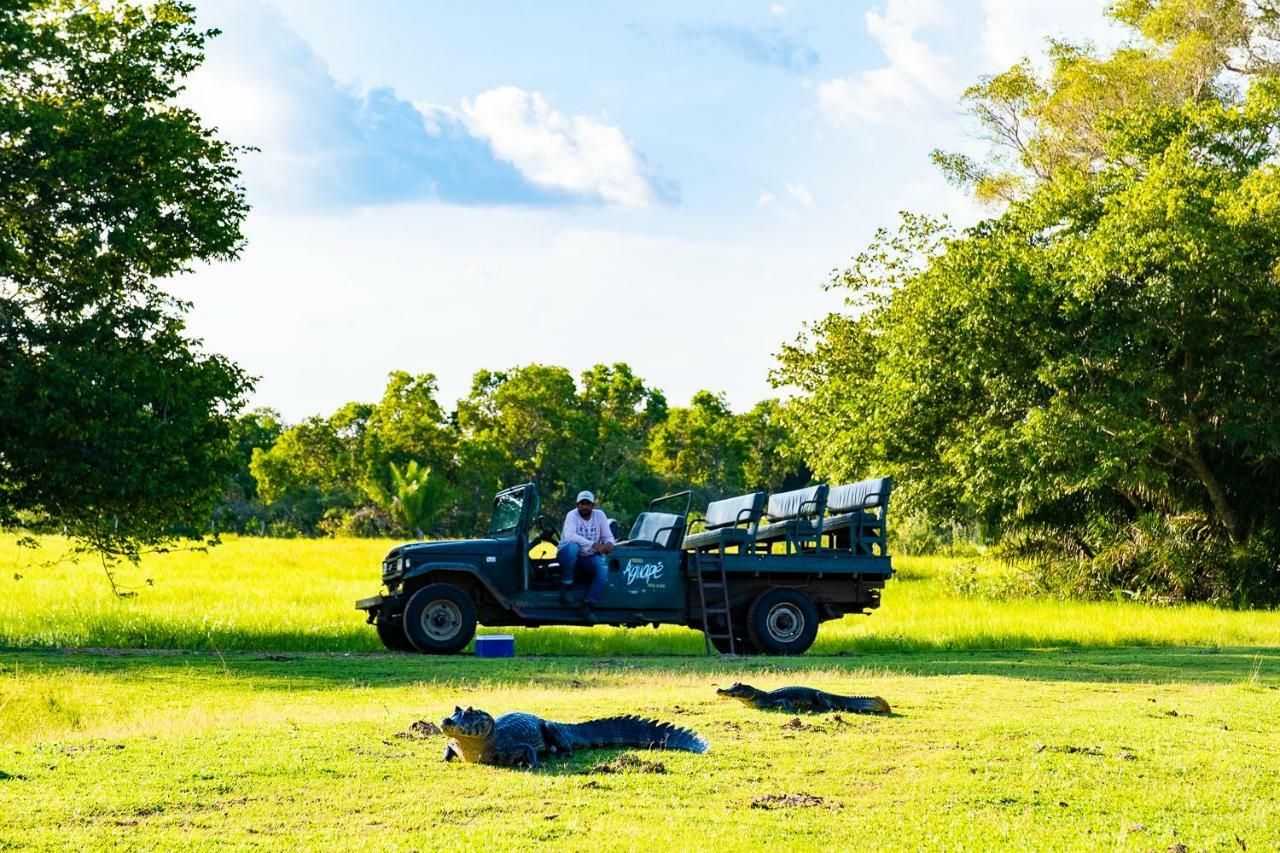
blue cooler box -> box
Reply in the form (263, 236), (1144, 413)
(475, 634), (515, 658)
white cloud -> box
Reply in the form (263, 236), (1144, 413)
(818, 0), (954, 126)
(182, 0), (670, 209)
(770, 4), (787, 16)
(980, 0), (1119, 71)
(785, 182), (815, 208)
(461, 87), (664, 208)
(756, 190), (777, 208)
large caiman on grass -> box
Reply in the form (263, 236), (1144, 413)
(441, 706), (710, 768)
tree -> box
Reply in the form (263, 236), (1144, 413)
(360, 372), (454, 512)
(225, 408), (284, 502)
(648, 391), (750, 507)
(387, 460), (448, 539)
(649, 392), (808, 509)
(453, 365), (595, 530)
(777, 0), (1280, 602)
(0, 1), (252, 559)
(249, 404), (371, 534)
(736, 399), (809, 495)
(579, 363), (668, 523)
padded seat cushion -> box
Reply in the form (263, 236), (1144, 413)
(702, 492), (765, 529)
(682, 527), (753, 550)
(622, 511), (684, 549)
(820, 512), (885, 533)
(755, 517), (821, 542)
(763, 484), (828, 523)
(826, 477), (892, 514)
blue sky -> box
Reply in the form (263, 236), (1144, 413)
(180, 0), (1122, 421)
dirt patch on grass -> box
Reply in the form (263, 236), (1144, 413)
(590, 753), (667, 774)
(394, 720), (442, 740)
(750, 793), (835, 810)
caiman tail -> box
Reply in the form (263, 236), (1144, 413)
(554, 716), (710, 753)
(838, 695), (892, 714)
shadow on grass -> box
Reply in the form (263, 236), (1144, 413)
(2, 645), (1276, 690)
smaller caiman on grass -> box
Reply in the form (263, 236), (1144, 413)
(717, 683), (891, 714)
(440, 706), (710, 768)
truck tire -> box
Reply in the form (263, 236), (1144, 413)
(403, 583), (477, 654)
(747, 588), (819, 655)
(375, 614), (417, 652)
(706, 614), (752, 653)
(707, 620), (757, 656)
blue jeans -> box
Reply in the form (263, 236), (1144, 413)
(556, 542), (608, 606)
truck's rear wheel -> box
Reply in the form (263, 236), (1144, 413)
(404, 584), (477, 654)
(375, 614), (417, 652)
(747, 588), (819, 655)
(707, 619), (757, 656)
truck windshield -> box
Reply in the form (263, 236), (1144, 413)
(489, 488), (526, 535)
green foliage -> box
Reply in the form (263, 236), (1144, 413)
(0, 1), (251, 560)
(778, 0), (1280, 602)
(453, 364), (596, 530)
(228, 365), (805, 538)
(360, 372), (454, 510)
(387, 460), (446, 538)
(648, 392), (807, 509)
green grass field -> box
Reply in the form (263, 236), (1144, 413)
(4, 535), (1280, 653)
(2, 536), (1278, 850)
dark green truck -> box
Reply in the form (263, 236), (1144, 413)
(356, 479), (892, 656)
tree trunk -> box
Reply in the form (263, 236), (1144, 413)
(1181, 439), (1243, 544)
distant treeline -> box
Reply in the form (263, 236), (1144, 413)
(219, 364), (808, 539)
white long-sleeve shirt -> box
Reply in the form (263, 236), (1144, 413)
(561, 508), (615, 555)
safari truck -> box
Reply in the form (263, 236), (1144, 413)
(356, 479), (893, 656)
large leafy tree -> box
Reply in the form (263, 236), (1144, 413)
(648, 392), (806, 510)
(0, 1), (251, 558)
(360, 372), (455, 516)
(453, 365), (595, 530)
(777, 0), (1280, 602)
(579, 363), (668, 522)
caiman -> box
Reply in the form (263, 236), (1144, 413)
(716, 683), (891, 714)
(440, 705), (710, 768)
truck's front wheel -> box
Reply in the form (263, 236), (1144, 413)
(747, 588), (819, 655)
(375, 614), (417, 652)
(404, 584), (477, 654)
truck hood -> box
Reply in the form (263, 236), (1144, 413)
(390, 538), (502, 559)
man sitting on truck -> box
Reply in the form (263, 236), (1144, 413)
(557, 490), (615, 610)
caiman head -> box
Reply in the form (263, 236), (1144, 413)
(441, 705), (495, 739)
(716, 682), (761, 703)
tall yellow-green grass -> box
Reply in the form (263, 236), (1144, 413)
(3, 535), (1279, 653)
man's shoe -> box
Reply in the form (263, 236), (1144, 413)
(583, 601), (599, 622)
(560, 586), (573, 604)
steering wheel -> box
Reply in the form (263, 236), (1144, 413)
(531, 515), (560, 547)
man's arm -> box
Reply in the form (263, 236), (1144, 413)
(561, 512), (595, 548)
(596, 510), (616, 552)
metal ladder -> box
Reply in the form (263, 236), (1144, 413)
(693, 548), (735, 656)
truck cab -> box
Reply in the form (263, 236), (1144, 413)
(357, 482), (687, 653)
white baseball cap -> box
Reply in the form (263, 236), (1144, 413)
(576, 490), (596, 504)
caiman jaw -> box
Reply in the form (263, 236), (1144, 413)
(446, 732), (487, 762)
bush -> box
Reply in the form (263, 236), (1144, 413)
(1002, 514), (1280, 607)
(316, 507), (394, 539)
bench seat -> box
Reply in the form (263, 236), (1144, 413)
(753, 484), (829, 552)
(820, 477), (892, 555)
(682, 491), (765, 552)
(617, 510), (685, 550)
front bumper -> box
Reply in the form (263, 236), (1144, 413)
(355, 592), (405, 622)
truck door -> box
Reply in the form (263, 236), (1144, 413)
(598, 547), (683, 610)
